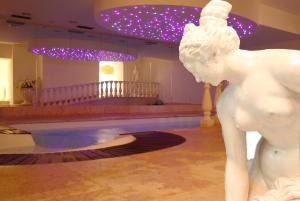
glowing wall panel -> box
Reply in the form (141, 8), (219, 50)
(0, 58), (12, 103)
(99, 61), (124, 82)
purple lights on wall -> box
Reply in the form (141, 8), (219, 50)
(31, 47), (137, 61)
(98, 5), (257, 42)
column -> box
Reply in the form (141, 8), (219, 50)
(200, 82), (215, 128)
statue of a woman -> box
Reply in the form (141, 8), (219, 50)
(179, 1), (300, 201)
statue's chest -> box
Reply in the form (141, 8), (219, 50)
(231, 73), (297, 131)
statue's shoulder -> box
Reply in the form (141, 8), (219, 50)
(267, 49), (300, 94)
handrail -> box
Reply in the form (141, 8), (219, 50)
(26, 81), (159, 107)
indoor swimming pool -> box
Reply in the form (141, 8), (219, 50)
(11, 116), (201, 150)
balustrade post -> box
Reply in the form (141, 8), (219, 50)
(139, 82), (142, 97)
(95, 82), (99, 99)
(85, 84), (88, 100)
(47, 88), (53, 106)
(88, 83), (92, 100)
(46, 88), (51, 106)
(73, 86), (78, 103)
(148, 83), (151, 97)
(123, 81), (127, 97)
(114, 81), (118, 97)
(80, 85), (84, 102)
(76, 85), (81, 103)
(87, 84), (90, 100)
(130, 82), (133, 97)
(140, 82), (144, 97)
(153, 83), (156, 97)
(126, 81), (129, 97)
(200, 82), (215, 128)
(52, 88), (56, 106)
(63, 87), (68, 105)
(104, 81), (108, 98)
(119, 81), (123, 97)
(58, 87), (63, 106)
(83, 84), (86, 101)
(135, 82), (140, 97)
(128, 82), (132, 97)
(89, 83), (93, 100)
(148, 82), (153, 97)
(100, 82), (104, 98)
(145, 83), (148, 97)
(138, 82), (141, 97)
(132, 82), (136, 97)
(125, 82), (127, 97)
(91, 83), (95, 100)
(62, 87), (66, 105)
(69, 87), (73, 104)
(109, 81), (113, 97)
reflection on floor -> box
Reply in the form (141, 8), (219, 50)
(0, 126), (225, 201)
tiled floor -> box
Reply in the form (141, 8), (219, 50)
(0, 126), (225, 201)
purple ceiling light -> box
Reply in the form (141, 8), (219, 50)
(31, 47), (137, 61)
(97, 5), (257, 42)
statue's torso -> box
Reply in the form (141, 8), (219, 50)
(219, 70), (300, 187)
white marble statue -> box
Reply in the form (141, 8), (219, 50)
(179, 0), (300, 201)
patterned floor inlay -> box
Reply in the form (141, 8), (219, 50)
(0, 131), (185, 165)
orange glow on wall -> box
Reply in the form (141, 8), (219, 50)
(101, 65), (114, 75)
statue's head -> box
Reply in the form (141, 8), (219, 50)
(179, 0), (240, 86)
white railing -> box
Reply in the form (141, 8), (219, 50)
(29, 81), (159, 107)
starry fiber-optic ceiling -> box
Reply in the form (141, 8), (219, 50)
(31, 47), (137, 61)
(96, 5), (257, 42)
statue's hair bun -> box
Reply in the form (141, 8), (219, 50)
(200, 0), (232, 27)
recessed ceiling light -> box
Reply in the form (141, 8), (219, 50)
(31, 47), (137, 61)
(95, 5), (257, 42)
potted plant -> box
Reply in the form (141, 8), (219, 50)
(19, 79), (35, 105)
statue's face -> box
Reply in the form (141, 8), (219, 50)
(179, 23), (226, 86)
(184, 60), (224, 86)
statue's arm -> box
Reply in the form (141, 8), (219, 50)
(217, 96), (249, 201)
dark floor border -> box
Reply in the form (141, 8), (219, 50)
(0, 131), (186, 165)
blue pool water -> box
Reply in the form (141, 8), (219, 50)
(12, 117), (201, 150)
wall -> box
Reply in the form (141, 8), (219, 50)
(42, 57), (99, 88)
(12, 44), (37, 104)
(124, 57), (203, 104)
(0, 44), (12, 58)
(249, 38), (300, 50)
